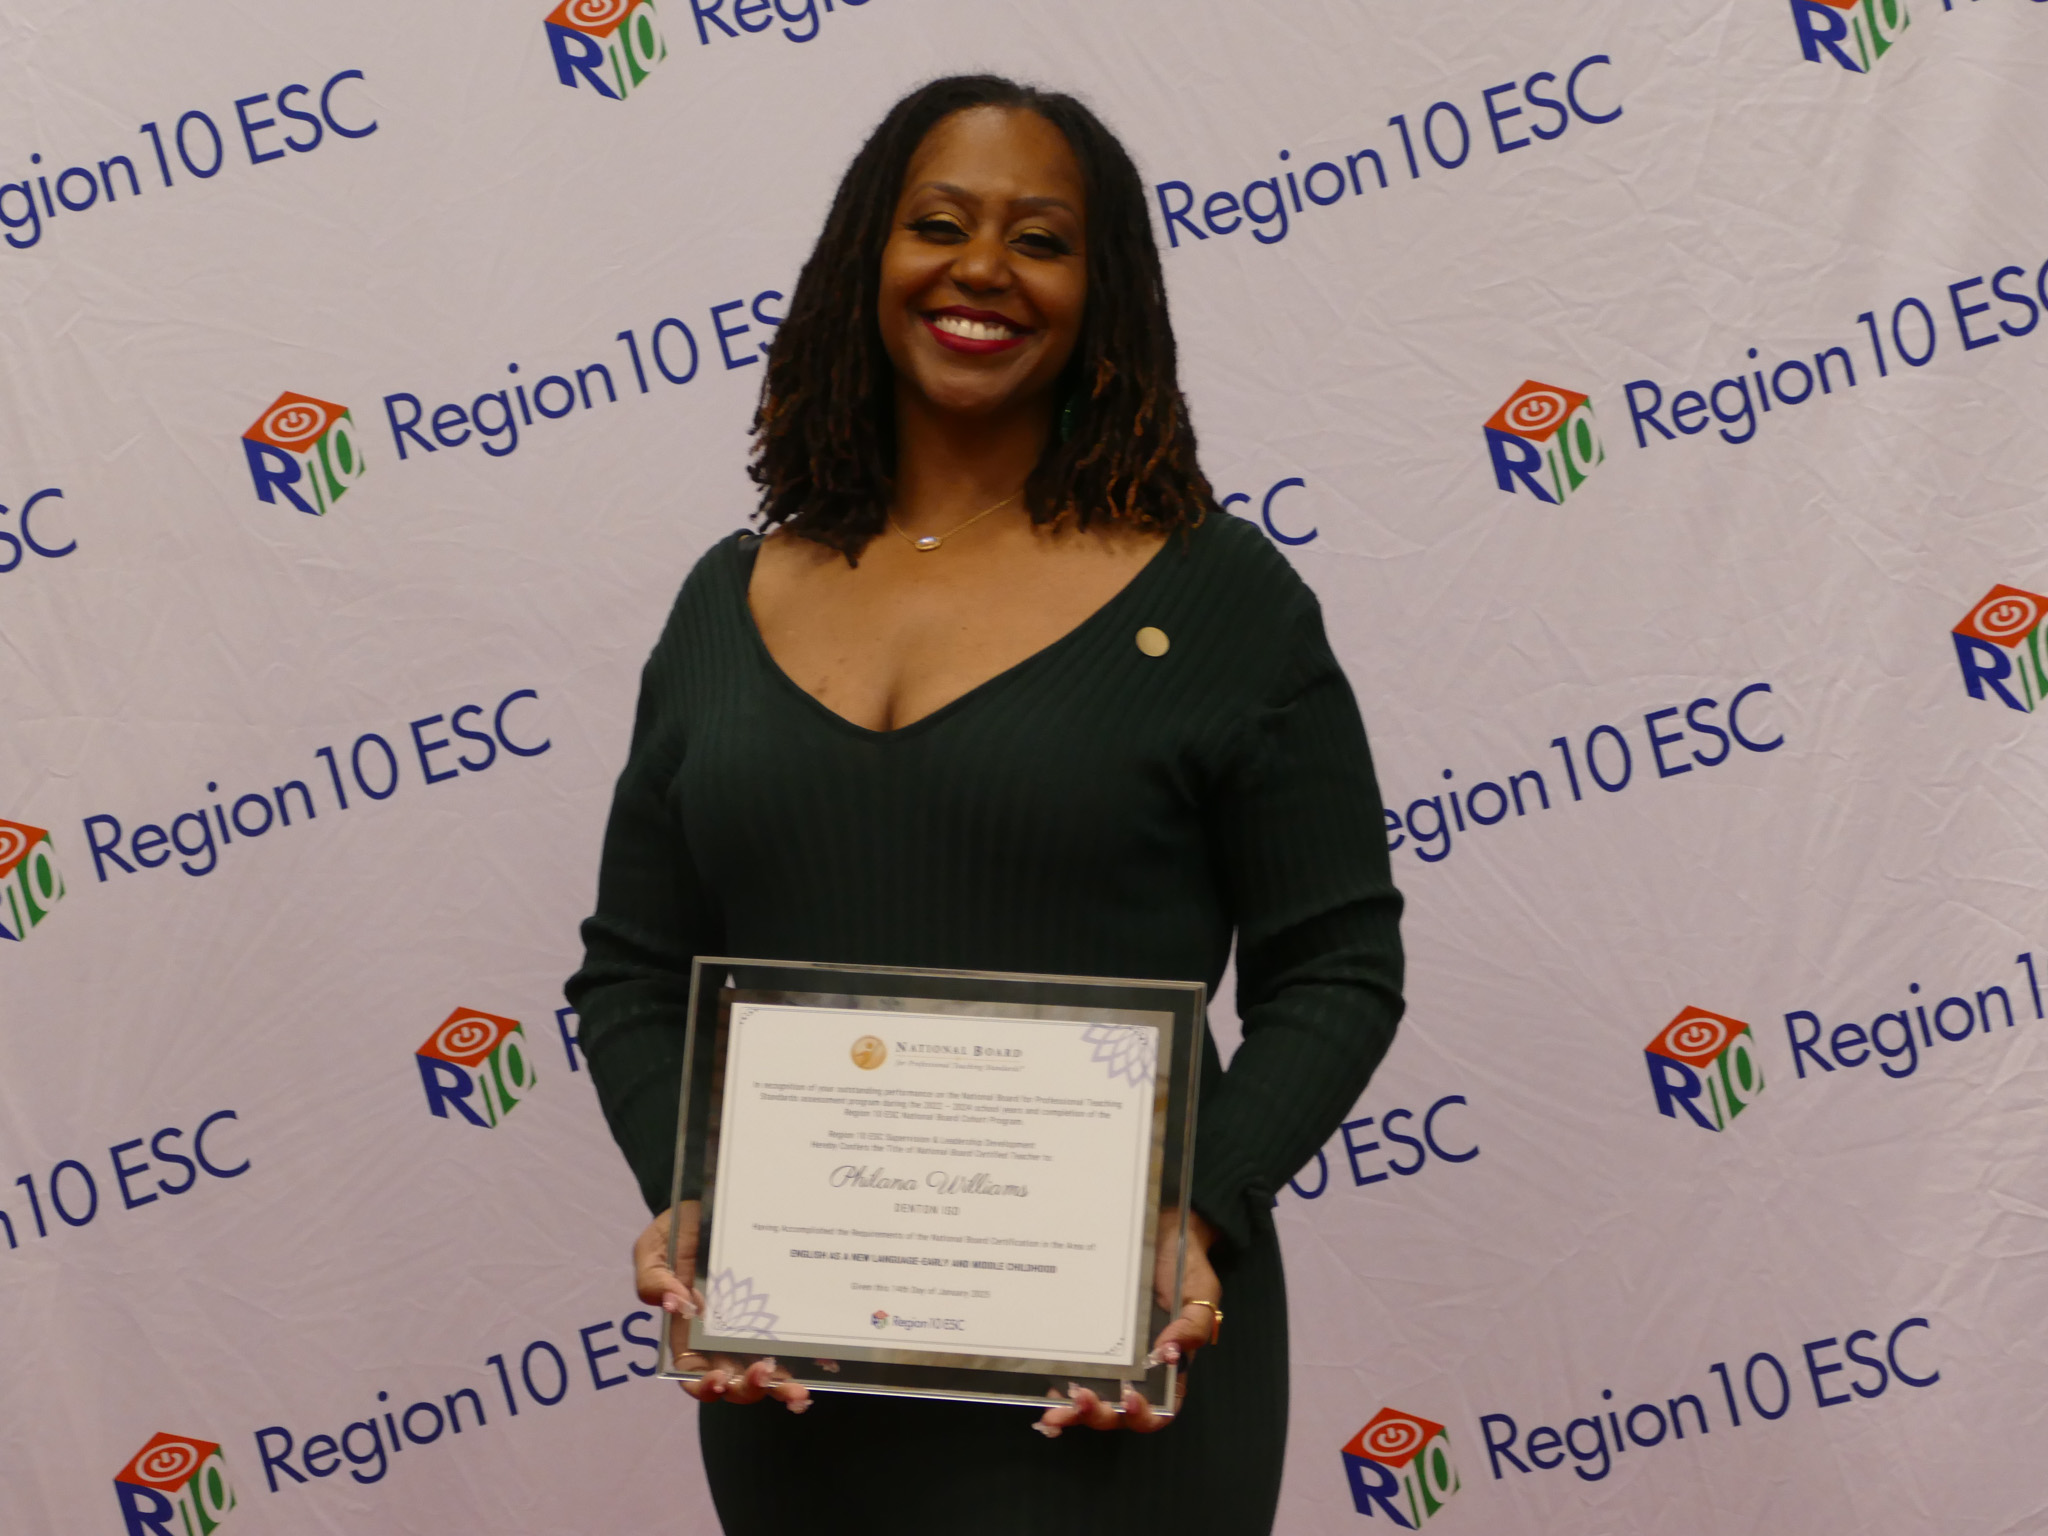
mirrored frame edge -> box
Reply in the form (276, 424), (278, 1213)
(658, 957), (1205, 1414)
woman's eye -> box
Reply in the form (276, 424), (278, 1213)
(911, 216), (966, 240)
(1013, 229), (1071, 257)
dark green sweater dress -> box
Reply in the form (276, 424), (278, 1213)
(567, 510), (1404, 1536)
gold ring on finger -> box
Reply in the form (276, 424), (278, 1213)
(1182, 1297), (1222, 1345)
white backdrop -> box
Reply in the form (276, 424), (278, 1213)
(4, 1), (2046, 1531)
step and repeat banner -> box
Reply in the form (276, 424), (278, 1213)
(3, 1), (2043, 1531)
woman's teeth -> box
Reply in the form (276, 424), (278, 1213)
(932, 314), (1019, 341)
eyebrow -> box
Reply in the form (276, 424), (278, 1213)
(916, 181), (1079, 216)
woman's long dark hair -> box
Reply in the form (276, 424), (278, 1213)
(749, 75), (1213, 558)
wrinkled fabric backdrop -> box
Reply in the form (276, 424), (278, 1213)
(3, 1), (2044, 1532)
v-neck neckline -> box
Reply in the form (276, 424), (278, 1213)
(727, 526), (1187, 743)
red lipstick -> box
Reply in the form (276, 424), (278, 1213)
(922, 306), (1032, 355)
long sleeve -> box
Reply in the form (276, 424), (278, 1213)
(566, 609), (725, 1215)
(1190, 590), (1406, 1253)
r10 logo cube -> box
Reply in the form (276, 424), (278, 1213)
(114, 1432), (235, 1536)
(1952, 583), (2048, 714)
(1484, 379), (1605, 505)
(242, 391), (365, 516)
(0, 817), (63, 942)
(1647, 1006), (1764, 1131)
(1792, 0), (1909, 73)
(546, 0), (669, 100)
(1342, 1408), (1460, 1527)
(417, 1007), (536, 1128)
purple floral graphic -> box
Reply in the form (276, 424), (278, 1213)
(704, 1268), (780, 1339)
(1083, 1023), (1156, 1087)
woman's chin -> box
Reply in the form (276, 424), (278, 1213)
(904, 370), (1053, 423)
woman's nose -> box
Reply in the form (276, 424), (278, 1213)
(948, 232), (1011, 294)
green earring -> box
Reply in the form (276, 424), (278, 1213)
(1058, 392), (1078, 444)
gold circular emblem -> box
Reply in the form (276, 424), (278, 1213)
(1135, 626), (1170, 657)
(851, 1035), (887, 1070)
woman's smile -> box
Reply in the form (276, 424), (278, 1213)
(923, 305), (1033, 353)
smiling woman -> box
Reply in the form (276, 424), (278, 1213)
(567, 75), (1405, 1536)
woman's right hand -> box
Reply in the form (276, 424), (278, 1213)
(633, 1203), (811, 1413)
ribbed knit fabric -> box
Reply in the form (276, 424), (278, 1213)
(567, 509), (1403, 1536)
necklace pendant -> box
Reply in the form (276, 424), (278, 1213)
(913, 535), (942, 551)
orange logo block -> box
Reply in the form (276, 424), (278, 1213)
(418, 1007), (523, 1067)
(1646, 1006), (1751, 1068)
(1484, 381), (1589, 444)
(242, 392), (347, 452)
(1954, 584), (2048, 649)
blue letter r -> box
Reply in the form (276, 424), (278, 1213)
(418, 1056), (492, 1127)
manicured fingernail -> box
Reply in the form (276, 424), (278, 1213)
(759, 1357), (779, 1374)
(817, 1359), (840, 1373)
(787, 1399), (812, 1415)
(1032, 1422), (1062, 1438)
(1067, 1382), (1087, 1401)
(1122, 1388), (1141, 1411)
(1162, 1343), (1181, 1363)
(1144, 1349), (1162, 1367)
(662, 1295), (680, 1313)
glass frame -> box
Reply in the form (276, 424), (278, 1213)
(659, 957), (1205, 1413)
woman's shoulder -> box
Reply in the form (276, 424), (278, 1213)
(679, 526), (755, 597)
(655, 527), (753, 622)
(637, 527), (755, 676)
(1171, 507), (1321, 619)
(1154, 510), (1346, 714)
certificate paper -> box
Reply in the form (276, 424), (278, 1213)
(707, 1003), (1157, 1365)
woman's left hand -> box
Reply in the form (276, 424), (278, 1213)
(1033, 1208), (1222, 1437)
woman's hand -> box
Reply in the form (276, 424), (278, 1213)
(1033, 1208), (1222, 1437)
(633, 1203), (812, 1413)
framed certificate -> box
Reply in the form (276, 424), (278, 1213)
(659, 958), (1205, 1412)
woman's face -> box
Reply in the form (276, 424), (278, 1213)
(878, 106), (1088, 424)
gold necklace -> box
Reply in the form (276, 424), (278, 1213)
(887, 489), (1021, 552)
